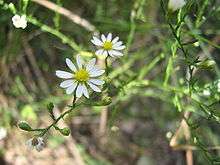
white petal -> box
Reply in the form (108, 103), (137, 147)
(88, 82), (101, 92)
(76, 84), (84, 98)
(12, 15), (27, 29)
(76, 55), (83, 69)
(12, 16), (22, 28)
(91, 37), (103, 46)
(60, 80), (75, 88)
(21, 22), (27, 29)
(109, 50), (123, 57)
(103, 50), (108, 56)
(113, 41), (123, 47)
(89, 79), (105, 85)
(21, 15), (27, 27)
(95, 49), (104, 55)
(12, 15), (20, 22)
(112, 36), (119, 44)
(81, 84), (89, 98)
(56, 70), (73, 79)
(86, 58), (96, 71)
(106, 33), (112, 42)
(66, 83), (78, 94)
(113, 45), (126, 50)
(36, 143), (45, 152)
(89, 68), (105, 77)
(101, 34), (106, 42)
(20, 16), (27, 29)
(108, 50), (115, 57)
(66, 58), (77, 72)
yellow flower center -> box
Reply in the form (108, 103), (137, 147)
(103, 41), (113, 50)
(74, 69), (89, 82)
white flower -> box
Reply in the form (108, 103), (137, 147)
(168, 0), (186, 11)
(56, 55), (105, 98)
(26, 137), (45, 152)
(12, 14), (27, 29)
(0, 127), (7, 140)
(91, 33), (126, 57)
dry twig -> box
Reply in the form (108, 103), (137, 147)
(31, 0), (96, 32)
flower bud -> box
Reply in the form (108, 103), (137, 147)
(18, 121), (32, 131)
(47, 102), (54, 112)
(59, 127), (71, 136)
(102, 96), (112, 106)
(8, 3), (16, 14)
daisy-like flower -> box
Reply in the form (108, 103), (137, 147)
(12, 14), (27, 29)
(26, 137), (45, 152)
(56, 55), (105, 98)
(168, 0), (186, 11)
(91, 33), (126, 57)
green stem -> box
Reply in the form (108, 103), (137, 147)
(138, 54), (163, 80)
(105, 56), (109, 76)
(160, 0), (193, 95)
(39, 98), (78, 136)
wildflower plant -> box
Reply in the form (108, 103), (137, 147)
(11, 14), (124, 150)
(17, 36), (119, 151)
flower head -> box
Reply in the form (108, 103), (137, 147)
(56, 55), (105, 98)
(168, 0), (186, 11)
(12, 14), (27, 29)
(26, 137), (45, 152)
(91, 33), (126, 57)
